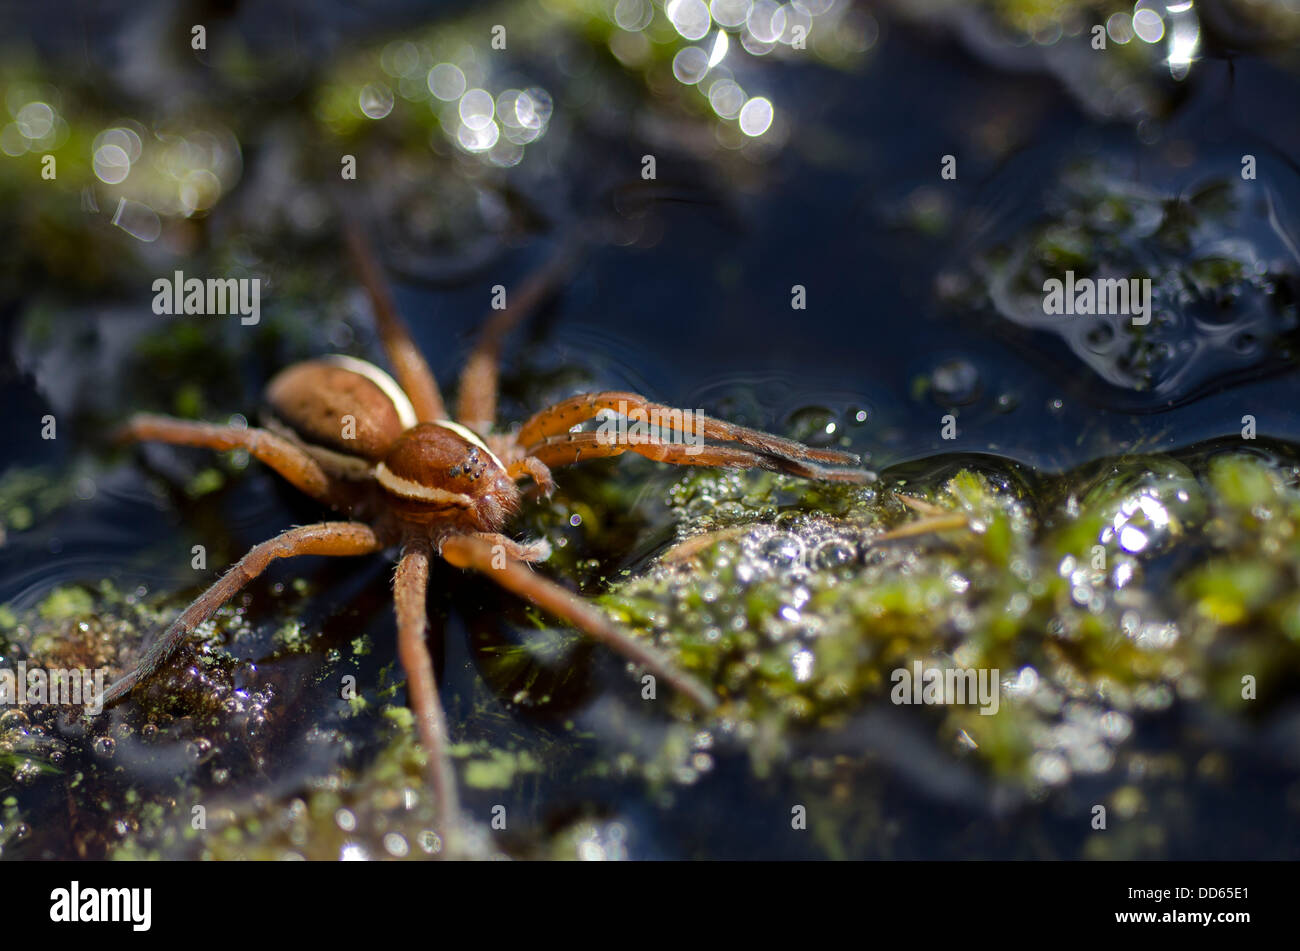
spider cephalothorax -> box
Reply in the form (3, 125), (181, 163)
(101, 224), (888, 847)
(376, 421), (522, 533)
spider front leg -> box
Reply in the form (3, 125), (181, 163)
(523, 432), (870, 483)
(103, 522), (383, 705)
(393, 534), (461, 842)
(469, 532), (552, 563)
(114, 414), (338, 505)
(505, 454), (555, 497)
(516, 391), (871, 481)
(439, 534), (717, 712)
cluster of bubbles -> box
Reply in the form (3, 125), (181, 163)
(354, 39), (553, 168)
(92, 120), (242, 241)
(1009, 0), (1201, 80)
(1104, 0), (1201, 79)
(0, 84), (70, 156)
(609, 0), (876, 140)
(2, 81), (241, 242)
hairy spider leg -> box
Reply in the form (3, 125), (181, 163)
(103, 522), (383, 705)
(114, 415), (339, 504)
(393, 534), (461, 843)
(455, 235), (585, 434)
(516, 391), (871, 479)
(438, 534), (717, 711)
(343, 220), (447, 422)
(523, 431), (872, 483)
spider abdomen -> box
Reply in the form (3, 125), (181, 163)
(264, 355), (417, 461)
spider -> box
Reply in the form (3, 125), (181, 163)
(100, 223), (876, 846)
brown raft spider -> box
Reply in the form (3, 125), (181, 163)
(102, 225), (874, 844)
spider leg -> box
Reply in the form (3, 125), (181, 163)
(393, 534), (461, 842)
(505, 455), (555, 497)
(102, 522), (383, 706)
(515, 391), (870, 480)
(343, 220), (447, 422)
(523, 432), (871, 483)
(114, 414), (339, 505)
(454, 236), (584, 434)
(439, 534), (717, 711)
(468, 532), (552, 563)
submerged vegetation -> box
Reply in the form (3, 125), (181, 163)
(3, 439), (1299, 858)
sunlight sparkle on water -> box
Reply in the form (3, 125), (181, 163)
(747, 1), (786, 43)
(668, 0), (712, 40)
(673, 46), (710, 84)
(738, 97), (774, 136)
(428, 63), (467, 101)
(711, 0), (751, 28)
(708, 29), (730, 67)
(359, 82), (394, 119)
(1132, 7), (1165, 44)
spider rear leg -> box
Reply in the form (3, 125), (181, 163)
(439, 534), (717, 712)
(114, 414), (338, 505)
(454, 236), (583, 434)
(658, 526), (753, 566)
(393, 535), (461, 845)
(862, 492), (972, 542)
(102, 522), (383, 706)
(895, 493), (949, 517)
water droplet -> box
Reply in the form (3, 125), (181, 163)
(930, 358), (981, 405)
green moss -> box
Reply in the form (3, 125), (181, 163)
(462, 747), (540, 791)
(36, 586), (95, 623)
(602, 445), (1300, 797)
(0, 467), (78, 539)
(3, 436), (1300, 859)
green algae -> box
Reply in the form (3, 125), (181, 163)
(602, 443), (1300, 799)
(0, 466), (82, 542)
(5, 433), (1300, 858)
